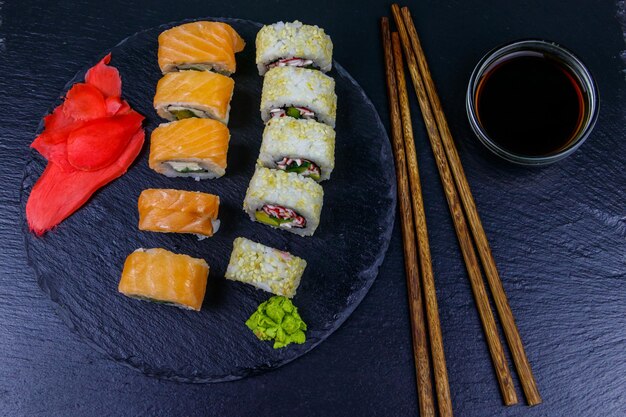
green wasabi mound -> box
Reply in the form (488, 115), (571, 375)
(245, 296), (307, 349)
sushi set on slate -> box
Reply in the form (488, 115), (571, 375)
(20, 4), (546, 406)
(26, 20), (337, 349)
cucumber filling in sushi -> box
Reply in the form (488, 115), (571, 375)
(266, 57), (317, 71)
(255, 204), (307, 229)
(166, 161), (209, 174)
(275, 157), (321, 181)
(173, 63), (230, 74)
(270, 106), (316, 121)
(167, 106), (211, 120)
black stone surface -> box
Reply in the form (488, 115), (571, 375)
(1, 0), (625, 416)
(20, 18), (396, 382)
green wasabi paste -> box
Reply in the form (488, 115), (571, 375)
(245, 296), (307, 349)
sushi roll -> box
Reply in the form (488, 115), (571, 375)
(258, 117), (335, 182)
(138, 189), (220, 239)
(260, 66), (337, 128)
(225, 237), (306, 298)
(153, 70), (234, 124)
(149, 118), (230, 180)
(255, 21), (333, 75)
(243, 166), (323, 236)
(118, 248), (209, 311)
(158, 21), (245, 75)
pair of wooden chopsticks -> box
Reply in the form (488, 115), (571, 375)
(381, 16), (452, 417)
(382, 4), (542, 412)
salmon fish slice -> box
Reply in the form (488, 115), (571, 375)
(153, 70), (234, 124)
(118, 248), (209, 311)
(138, 189), (220, 238)
(149, 118), (230, 180)
(158, 21), (245, 75)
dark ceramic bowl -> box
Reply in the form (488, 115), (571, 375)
(466, 39), (599, 166)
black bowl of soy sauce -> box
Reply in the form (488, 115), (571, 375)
(466, 40), (599, 165)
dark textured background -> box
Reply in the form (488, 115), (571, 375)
(1, 0), (624, 416)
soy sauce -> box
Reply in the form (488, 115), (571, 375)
(475, 52), (585, 156)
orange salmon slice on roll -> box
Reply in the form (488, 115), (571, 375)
(153, 70), (234, 125)
(158, 21), (245, 75)
(138, 189), (220, 238)
(149, 118), (230, 179)
(118, 248), (209, 311)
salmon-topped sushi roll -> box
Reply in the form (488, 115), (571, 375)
(158, 21), (245, 75)
(149, 119), (230, 180)
(118, 248), (209, 311)
(153, 70), (234, 124)
(138, 189), (220, 239)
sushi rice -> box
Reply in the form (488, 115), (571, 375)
(243, 166), (323, 236)
(260, 66), (337, 128)
(258, 117), (335, 182)
(256, 20), (333, 75)
(225, 237), (306, 298)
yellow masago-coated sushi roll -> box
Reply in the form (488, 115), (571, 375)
(153, 70), (235, 125)
(225, 237), (307, 298)
(118, 248), (209, 311)
(260, 66), (337, 128)
(255, 21), (333, 75)
(258, 117), (335, 182)
(243, 166), (323, 236)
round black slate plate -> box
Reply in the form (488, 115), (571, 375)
(20, 18), (396, 383)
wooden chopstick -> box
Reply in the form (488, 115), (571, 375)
(399, 6), (542, 406)
(381, 17), (436, 417)
(390, 4), (519, 406)
(391, 31), (454, 417)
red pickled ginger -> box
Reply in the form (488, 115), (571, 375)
(26, 53), (145, 236)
